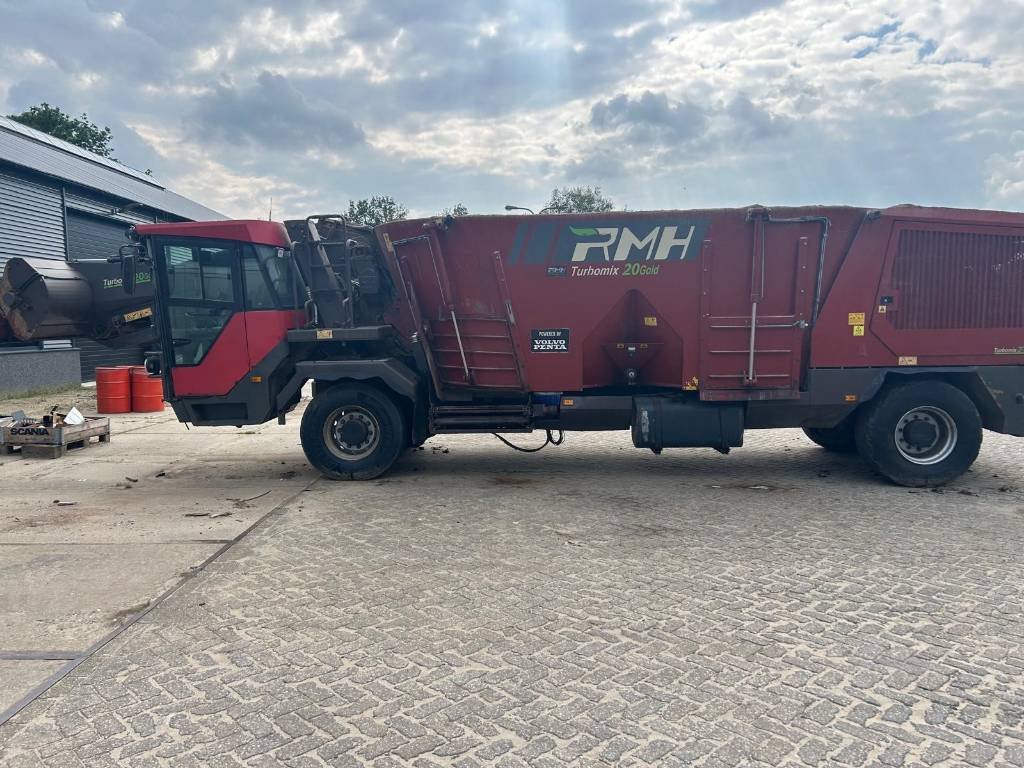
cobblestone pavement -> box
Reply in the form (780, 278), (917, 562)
(2, 428), (1023, 767)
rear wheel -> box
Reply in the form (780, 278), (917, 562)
(300, 383), (406, 480)
(854, 380), (981, 487)
(803, 416), (857, 453)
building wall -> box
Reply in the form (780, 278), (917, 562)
(0, 347), (80, 395)
(0, 169), (65, 276)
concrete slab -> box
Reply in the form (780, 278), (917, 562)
(0, 542), (220, 650)
(0, 661), (64, 713)
(0, 486), (299, 544)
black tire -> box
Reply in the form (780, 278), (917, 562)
(300, 383), (406, 480)
(803, 417), (857, 453)
(854, 380), (982, 487)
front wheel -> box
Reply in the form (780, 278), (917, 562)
(300, 383), (406, 480)
(854, 380), (982, 487)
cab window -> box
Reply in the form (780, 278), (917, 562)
(167, 245), (235, 303)
(242, 244), (298, 309)
(161, 242), (237, 366)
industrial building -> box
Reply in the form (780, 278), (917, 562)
(0, 115), (221, 393)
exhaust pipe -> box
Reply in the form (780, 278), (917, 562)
(0, 256), (156, 345)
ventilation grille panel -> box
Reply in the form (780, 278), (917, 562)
(891, 229), (1024, 330)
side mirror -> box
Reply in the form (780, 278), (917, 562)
(117, 244), (141, 294)
(121, 253), (136, 294)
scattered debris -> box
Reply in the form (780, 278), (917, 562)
(52, 500), (77, 507)
(125, 476), (138, 483)
(155, 471), (166, 478)
(280, 470), (297, 480)
(210, 511), (232, 519)
(226, 489), (271, 509)
(184, 512), (209, 518)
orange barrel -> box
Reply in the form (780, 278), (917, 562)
(130, 367), (165, 412)
(95, 367), (131, 413)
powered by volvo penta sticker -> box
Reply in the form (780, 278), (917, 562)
(531, 329), (570, 353)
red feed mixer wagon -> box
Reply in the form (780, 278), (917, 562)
(4, 204), (1024, 486)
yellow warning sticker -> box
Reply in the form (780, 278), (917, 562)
(852, 325), (865, 336)
(643, 316), (658, 327)
(123, 307), (152, 322)
(898, 356), (918, 366)
(878, 305), (887, 314)
(848, 312), (865, 325)
(316, 329), (333, 340)
(683, 376), (699, 391)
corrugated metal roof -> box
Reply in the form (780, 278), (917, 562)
(0, 115), (223, 221)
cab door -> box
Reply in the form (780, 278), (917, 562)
(152, 238), (247, 398)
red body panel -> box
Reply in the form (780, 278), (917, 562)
(171, 310), (304, 397)
(136, 220), (290, 248)
(376, 205), (1024, 397)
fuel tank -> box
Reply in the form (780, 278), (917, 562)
(0, 255), (155, 344)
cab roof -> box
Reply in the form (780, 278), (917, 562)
(134, 220), (290, 248)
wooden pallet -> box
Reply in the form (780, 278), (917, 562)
(2, 416), (111, 459)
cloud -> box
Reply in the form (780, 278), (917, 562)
(686, 0), (786, 23)
(590, 91), (709, 144)
(724, 95), (792, 141)
(1, 1), (1022, 217)
(191, 71), (364, 152)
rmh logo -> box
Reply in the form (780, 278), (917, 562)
(568, 224), (701, 263)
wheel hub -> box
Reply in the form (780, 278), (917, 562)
(324, 407), (380, 460)
(894, 406), (957, 465)
(902, 418), (938, 450)
(338, 418), (369, 447)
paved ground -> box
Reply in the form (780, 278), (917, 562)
(0, 388), (313, 714)
(1, 406), (1024, 766)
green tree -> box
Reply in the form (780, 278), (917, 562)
(442, 203), (469, 216)
(544, 185), (615, 214)
(8, 102), (114, 157)
(346, 195), (409, 226)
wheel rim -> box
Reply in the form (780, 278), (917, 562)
(323, 405), (380, 461)
(894, 406), (957, 465)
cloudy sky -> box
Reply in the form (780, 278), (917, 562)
(1, 1), (1022, 219)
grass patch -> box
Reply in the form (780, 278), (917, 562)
(0, 383), (88, 400)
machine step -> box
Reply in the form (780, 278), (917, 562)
(429, 404), (531, 433)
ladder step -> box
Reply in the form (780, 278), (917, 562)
(432, 404), (528, 415)
(435, 348), (515, 356)
(438, 364), (518, 372)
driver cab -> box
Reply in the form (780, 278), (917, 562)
(133, 220), (305, 420)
